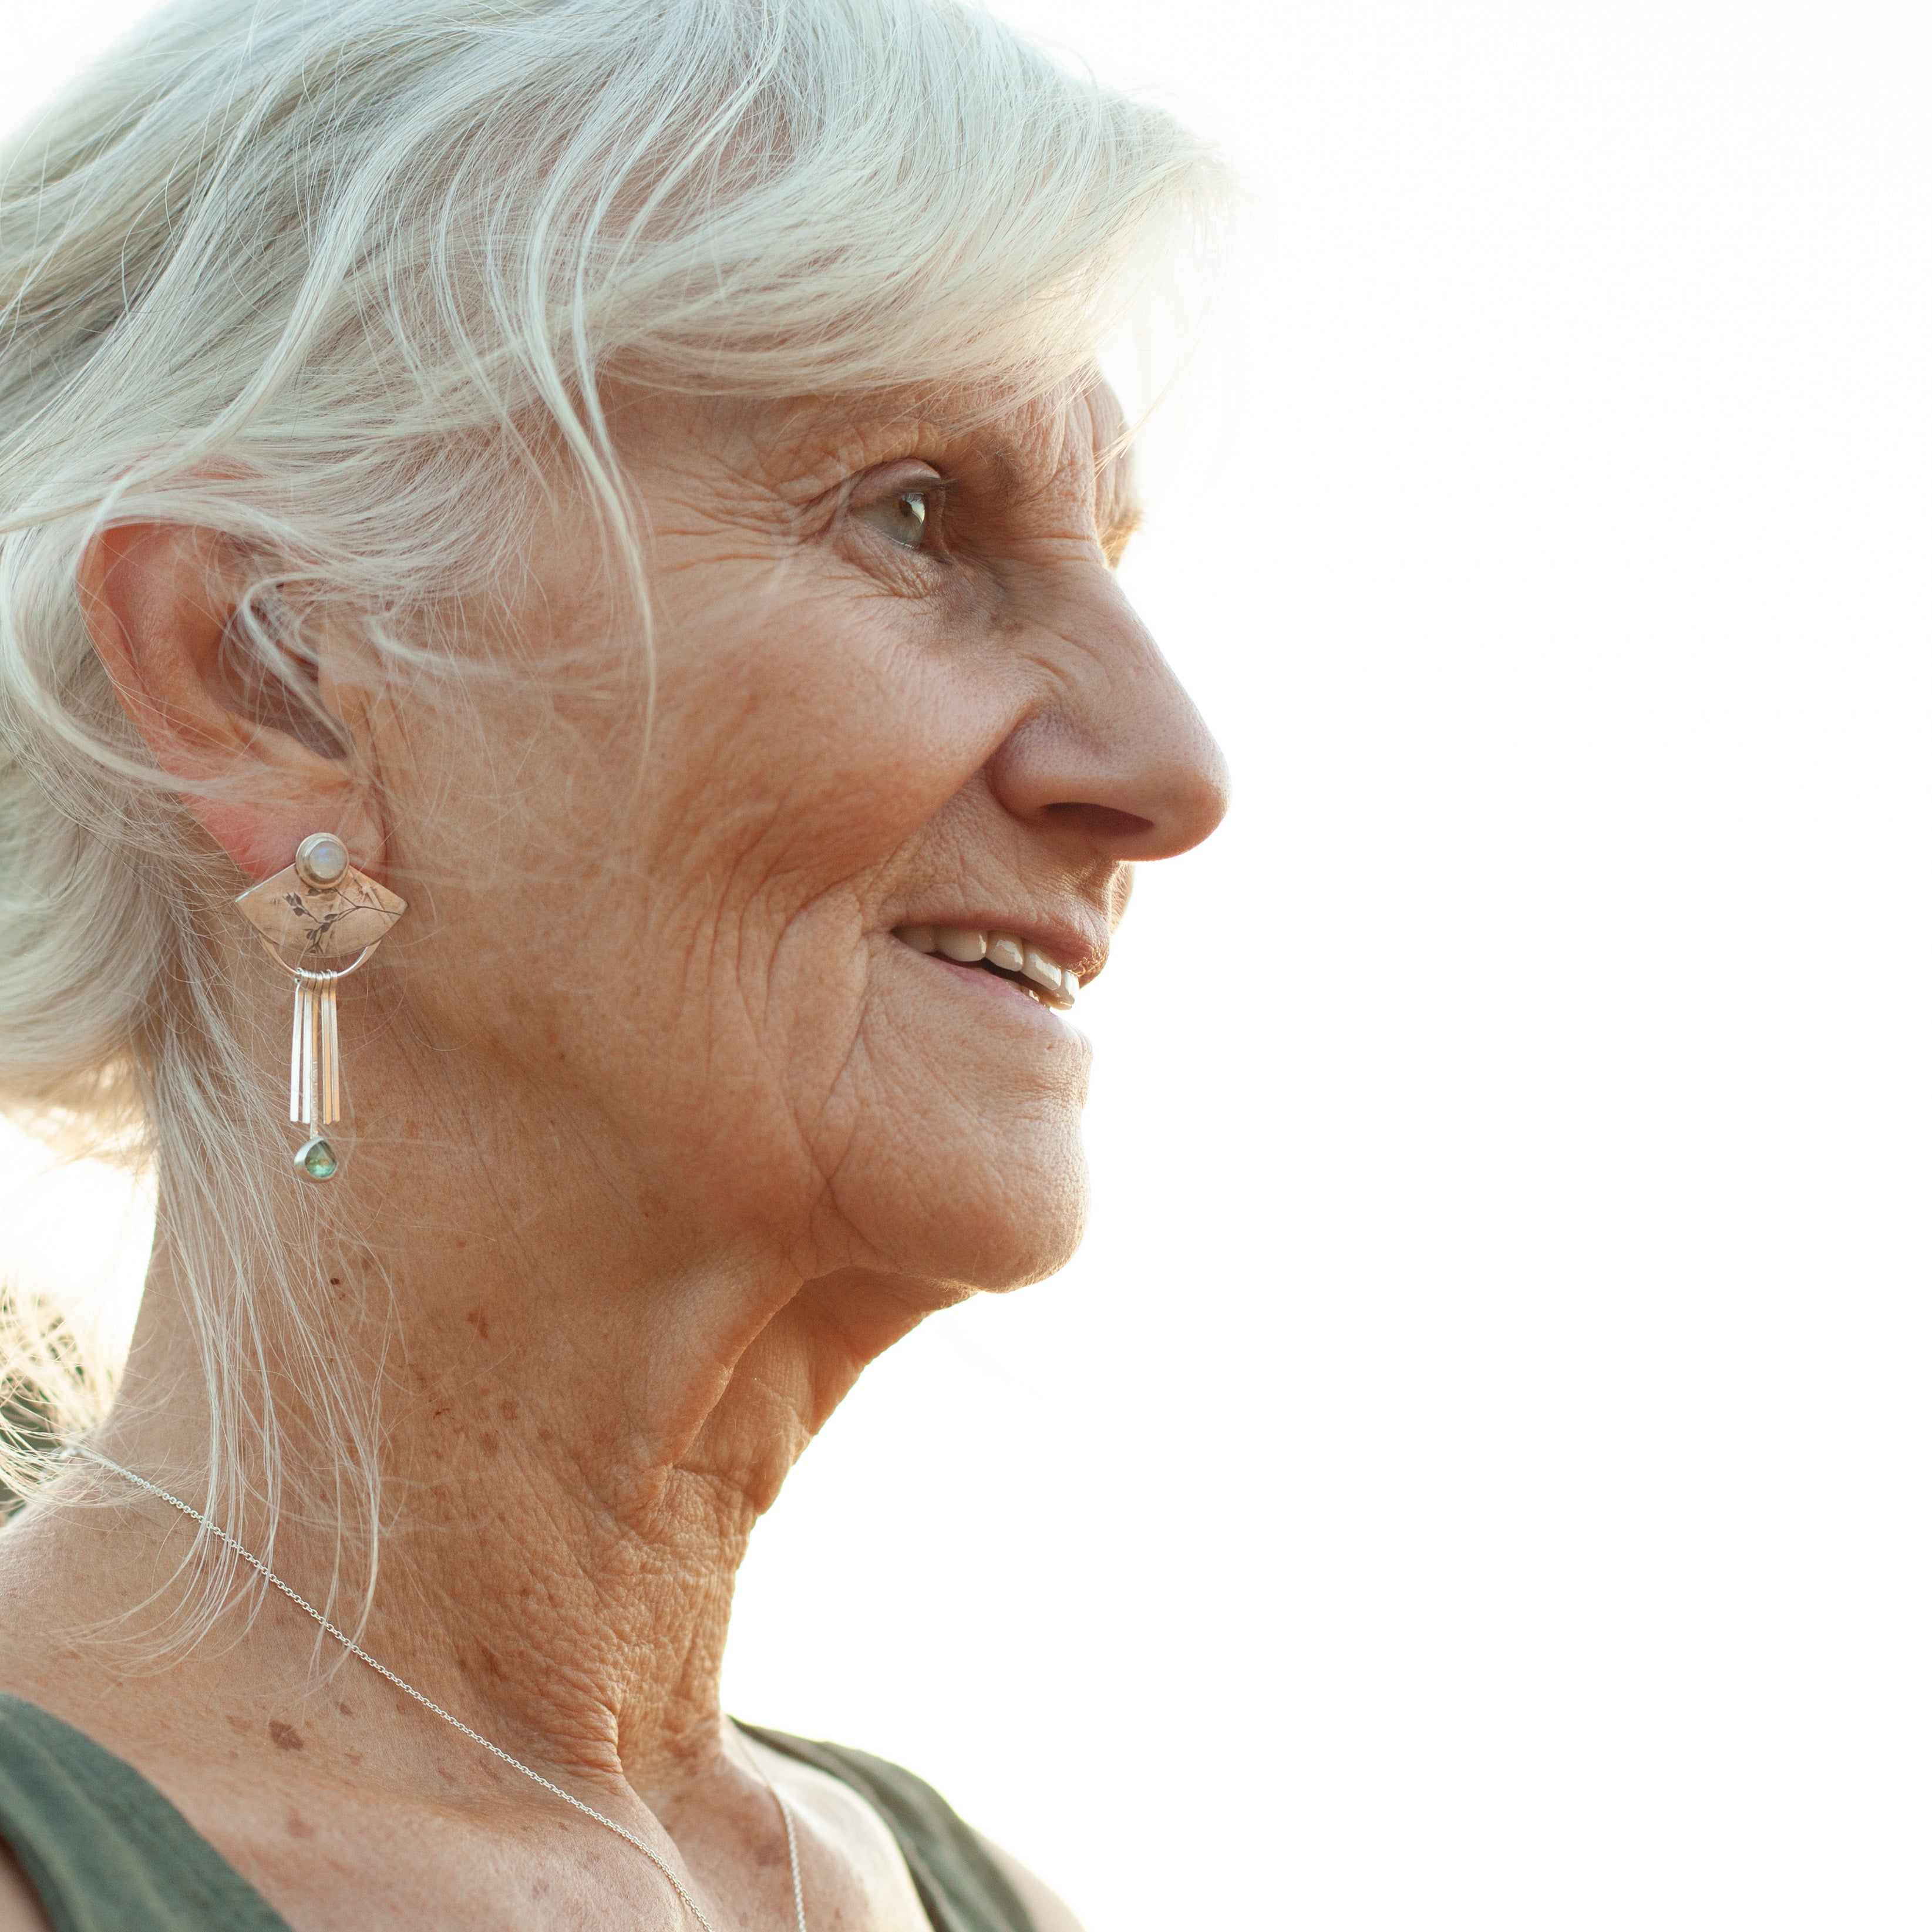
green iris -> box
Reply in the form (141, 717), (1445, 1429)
(856, 489), (928, 548)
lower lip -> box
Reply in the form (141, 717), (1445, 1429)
(897, 943), (1070, 1019)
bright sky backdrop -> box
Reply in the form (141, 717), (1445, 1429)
(5, 3), (1930, 1927)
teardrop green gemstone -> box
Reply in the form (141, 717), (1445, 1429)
(296, 1136), (339, 1182)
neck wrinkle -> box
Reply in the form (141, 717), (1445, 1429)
(96, 1201), (828, 1800)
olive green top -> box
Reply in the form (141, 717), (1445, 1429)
(0, 1695), (1036, 1932)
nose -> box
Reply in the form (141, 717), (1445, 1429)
(984, 583), (1231, 863)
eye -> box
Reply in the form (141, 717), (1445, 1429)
(853, 487), (933, 550)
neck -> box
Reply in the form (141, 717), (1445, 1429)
(82, 1119), (937, 1799)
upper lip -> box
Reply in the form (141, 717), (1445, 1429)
(891, 914), (1109, 988)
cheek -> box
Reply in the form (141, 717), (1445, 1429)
(382, 566), (1083, 1277)
(631, 598), (1091, 1272)
(655, 581), (1015, 873)
(823, 969), (1096, 1285)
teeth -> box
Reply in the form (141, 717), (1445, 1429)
(935, 927), (987, 963)
(893, 924), (1083, 1008)
(1021, 946), (1062, 993)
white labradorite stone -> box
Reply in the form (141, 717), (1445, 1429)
(295, 832), (349, 890)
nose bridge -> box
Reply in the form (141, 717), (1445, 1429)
(987, 566), (1231, 863)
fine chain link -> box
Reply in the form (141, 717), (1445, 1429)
(70, 1446), (807, 1932)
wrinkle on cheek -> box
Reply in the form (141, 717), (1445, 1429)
(812, 953), (1090, 1276)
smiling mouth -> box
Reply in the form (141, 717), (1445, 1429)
(892, 925), (1079, 1011)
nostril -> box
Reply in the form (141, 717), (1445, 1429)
(1042, 802), (1155, 841)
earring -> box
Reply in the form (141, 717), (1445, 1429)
(235, 833), (407, 1182)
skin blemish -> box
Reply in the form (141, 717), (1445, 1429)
(286, 1809), (316, 1841)
(464, 1309), (490, 1339)
(268, 1721), (304, 1751)
(479, 1431), (500, 1456)
(499, 1398), (519, 1421)
(225, 1715), (250, 1735)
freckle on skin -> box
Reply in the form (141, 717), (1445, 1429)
(480, 1431), (500, 1456)
(499, 1398), (519, 1421)
(285, 1809), (315, 1840)
(226, 1715), (250, 1734)
(336, 1703), (354, 1718)
(268, 1721), (304, 1751)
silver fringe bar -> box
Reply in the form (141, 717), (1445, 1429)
(322, 981), (339, 1124)
(288, 978), (306, 1123)
(288, 973), (343, 1129)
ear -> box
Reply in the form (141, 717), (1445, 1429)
(79, 522), (385, 883)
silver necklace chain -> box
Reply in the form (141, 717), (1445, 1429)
(70, 1446), (807, 1932)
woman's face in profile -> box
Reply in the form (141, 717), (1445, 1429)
(383, 377), (1227, 1297)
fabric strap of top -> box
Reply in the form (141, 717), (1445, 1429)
(0, 1694), (290, 1932)
(0, 1694), (1039, 1932)
(741, 1725), (1039, 1932)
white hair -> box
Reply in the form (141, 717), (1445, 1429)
(0, 0), (1228, 1633)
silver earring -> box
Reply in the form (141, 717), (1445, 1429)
(235, 833), (407, 1182)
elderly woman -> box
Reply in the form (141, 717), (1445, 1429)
(0, 0), (1229, 1926)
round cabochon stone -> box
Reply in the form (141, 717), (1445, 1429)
(295, 833), (349, 890)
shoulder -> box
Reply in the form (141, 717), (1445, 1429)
(741, 1725), (1086, 1932)
(972, 1835), (1087, 1932)
(743, 1733), (927, 1901)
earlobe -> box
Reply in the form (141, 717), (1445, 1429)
(77, 521), (385, 881)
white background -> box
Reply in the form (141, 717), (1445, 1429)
(5, 2), (1930, 1927)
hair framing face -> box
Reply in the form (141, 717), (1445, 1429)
(0, 0), (1231, 1637)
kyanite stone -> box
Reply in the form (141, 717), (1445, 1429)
(297, 1137), (339, 1182)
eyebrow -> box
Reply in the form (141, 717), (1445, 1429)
(969, 423), (1143, 563)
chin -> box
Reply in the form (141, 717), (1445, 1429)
(972, 1158), (1092, 1293)
(840, 1126), (1093, 1297)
